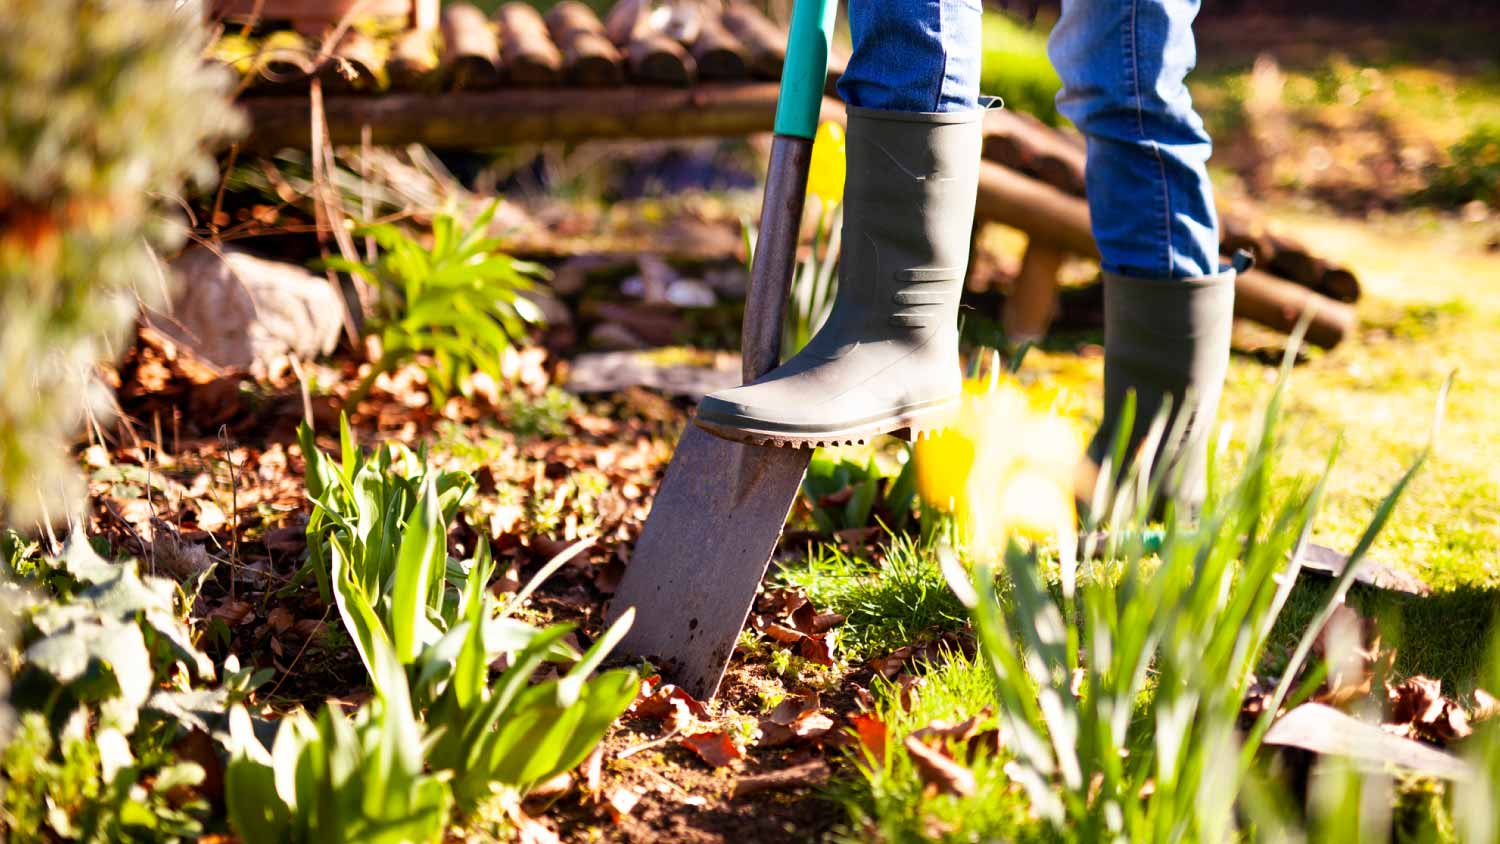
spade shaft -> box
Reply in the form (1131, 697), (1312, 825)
(605, 0), (837, 700)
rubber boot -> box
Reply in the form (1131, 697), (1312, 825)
(1085, 255), (1243, 514)
(695, 106), (984, 447)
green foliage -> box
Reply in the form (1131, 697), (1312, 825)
(297, 414), (474, 605)
(224, 631), (450, 844)
(947, 353), (1442, 842)
(834, 652), (1040, 844)
(325, 201), (550, 403)
(0, 0), (241, 524)
(803, 448), (920, 534)
(295, 416), (639, 816)
(3, 713), (209, 844)
(1452, 623), (1500, 843)
(981, 13), (1063, 126)
(1, 536), (260, 844)
(503, 386), (582, 440)
(1424, 122), (1500, 208)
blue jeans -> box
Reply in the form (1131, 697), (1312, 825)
(839, 0), (1220, 279)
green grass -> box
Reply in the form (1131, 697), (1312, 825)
(774, 535), (970, 662)
(828, 651), (1045, 844)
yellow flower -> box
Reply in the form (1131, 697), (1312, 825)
(806, 121), (846, 206)
(913, 371), (1085, 556)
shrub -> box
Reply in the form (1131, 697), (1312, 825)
(0, 0), (241, 524)
(1, 536), (262, 843)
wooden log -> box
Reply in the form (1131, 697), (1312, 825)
(1004, 241), (1066, 342)
(387, 28), (440, 91)
(237, 79), (1350, 344)
(692, 15), (749, 81)
(720, 2), (785, 79)
(625, 30), (696, 86)
(973, 160), (1355, 348)
(494, 2), (564, 86)
(545, 1), (626, 86)
(982, 108), (1087, 197)
(440, 2), (502, 90)
(317, 29), (387, 94)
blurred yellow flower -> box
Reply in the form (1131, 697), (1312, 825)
(807, 121), (846, 206)
(914, 371), (1085, 556)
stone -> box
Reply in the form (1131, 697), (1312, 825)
(147, 246), (345, 377)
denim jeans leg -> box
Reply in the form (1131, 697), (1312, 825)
(1048, 0), (1219, 279)
(838, 0), (983, 113)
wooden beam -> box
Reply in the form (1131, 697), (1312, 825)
(238, 82), (846, 151)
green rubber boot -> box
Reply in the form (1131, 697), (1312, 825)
(1086, 255), (1245, 513)
(695, 106), (984, 447)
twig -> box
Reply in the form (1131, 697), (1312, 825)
(263, 604), (335, 701)
(219, 426), (242, 603)
(615, 728), (681, 761)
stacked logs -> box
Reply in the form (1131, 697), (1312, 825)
(214, 1), (848, 93)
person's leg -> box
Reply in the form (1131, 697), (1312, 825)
(1049, 0), (1234, 511)
(1048, 0), (1219, 278)
(838, 0), (983, 113)
(695, 0), (987, 446)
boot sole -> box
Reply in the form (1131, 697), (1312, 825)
(692, 396), (959, 449)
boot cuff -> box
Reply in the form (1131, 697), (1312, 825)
(1101, 265), (1238, 293)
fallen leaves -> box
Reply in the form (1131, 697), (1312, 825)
(680, 731), (744, 768)
(1387, 675), (1472, 744)
(748, 586), (842, 667)
(758, 691), (835, 748)
(628, 676), (709, 734)
(903, 735), (977, 797)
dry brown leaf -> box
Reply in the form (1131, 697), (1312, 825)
(1388, 675), (1472, 744)
(849, 712), (889, 766)
(629, 678), (709, 733)
(903, 735), (976, 797)
(798, 633), (836, 666)
(681, 731), (743, 768)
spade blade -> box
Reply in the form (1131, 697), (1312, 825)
(607, 426), (809, 699)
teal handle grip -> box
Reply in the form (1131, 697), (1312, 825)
(772, 0), (838, 139)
